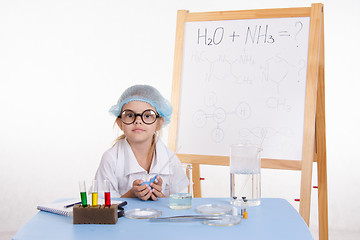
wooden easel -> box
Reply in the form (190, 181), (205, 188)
(168, 3), (327, 240)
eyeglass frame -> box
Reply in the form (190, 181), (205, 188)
(118, 109), (160, 125)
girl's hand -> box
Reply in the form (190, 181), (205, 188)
(132, 179), (152, 201)
(150, 176), (165, 201)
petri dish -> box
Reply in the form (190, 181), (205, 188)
(125, 208), (162, 219)
(196, 204), (233, 215)
(203, 215), (242, 227)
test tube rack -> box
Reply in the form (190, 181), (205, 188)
(73, 204), (118, 224)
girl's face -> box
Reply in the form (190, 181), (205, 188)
(117, 101), (164, 145)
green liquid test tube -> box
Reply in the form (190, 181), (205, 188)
(80, 192), (87, 207)
(79, 180), (87, 207)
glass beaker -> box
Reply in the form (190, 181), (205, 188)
(169, 163), (193, 209)
(230, 144), (262, 207)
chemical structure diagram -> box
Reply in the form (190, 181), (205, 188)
(190, 50), (306, 113)
(191, 49), (259, 85)
(192, 92), (293, 144)
(189, 52), (300, 144)
(192, 92), (252, 142)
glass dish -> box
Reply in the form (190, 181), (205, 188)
(203, 215), (242, 226)
(195, 204), (233, 215)
(125, 208), (162, 219)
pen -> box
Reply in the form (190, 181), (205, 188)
(64, 201), (82, 208)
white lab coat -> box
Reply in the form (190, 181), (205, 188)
(94, 138), (188, 198)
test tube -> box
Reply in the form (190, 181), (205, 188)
(79, 180), (87, 207)
(104, 180), (111, 207)
(241, 197), (246, 217)
(232, 207), (238, 216)
(91, 180), (98, 207)
(243, 198), (248, 219)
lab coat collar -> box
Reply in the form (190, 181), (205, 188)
(149, 140), (170, 175)
(122, 138), (170, 176)
(122, 139), (146, 177)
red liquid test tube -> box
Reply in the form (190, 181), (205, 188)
(104, 180), (111, 207)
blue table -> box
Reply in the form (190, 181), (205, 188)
(13, 198), (313, 240)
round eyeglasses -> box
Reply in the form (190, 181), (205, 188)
(119, 109), (160, 125)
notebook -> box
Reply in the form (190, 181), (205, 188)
(37, 199), (124, 216)
(37, 199), (80, 216)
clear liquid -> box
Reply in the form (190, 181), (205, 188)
(169, 193), (192, 209)
(230, 172), (261, 207)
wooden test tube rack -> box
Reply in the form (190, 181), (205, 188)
(73, 204), (118, 224)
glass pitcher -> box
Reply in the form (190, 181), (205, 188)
(230, 144), (262, 207)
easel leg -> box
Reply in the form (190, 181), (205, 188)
(316, 6), (328, 239)
(317, 156), (328, 240)
(192, 163), (201, 198)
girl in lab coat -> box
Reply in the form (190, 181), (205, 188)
(95, 84), (187, 201)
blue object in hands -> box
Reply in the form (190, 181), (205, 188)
(140, 175), (158, 189)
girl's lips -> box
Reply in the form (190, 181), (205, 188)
(133, 128), (144, 132)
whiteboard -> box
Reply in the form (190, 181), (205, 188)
(176, 17), (310, 160)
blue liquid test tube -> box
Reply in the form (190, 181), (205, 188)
(79, 180), (87, 207)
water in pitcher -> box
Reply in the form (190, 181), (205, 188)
(230, 144), (262, 207)
(230, 171), (261, 207)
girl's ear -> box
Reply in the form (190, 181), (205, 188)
(156, 118), (165, 131)
(116, 118), (123, 131)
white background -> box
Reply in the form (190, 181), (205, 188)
(0, 0), (359, 239)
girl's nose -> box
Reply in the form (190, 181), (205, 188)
(134, 115), (143, 124)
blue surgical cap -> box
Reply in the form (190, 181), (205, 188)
(109, 84), (173, 126)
